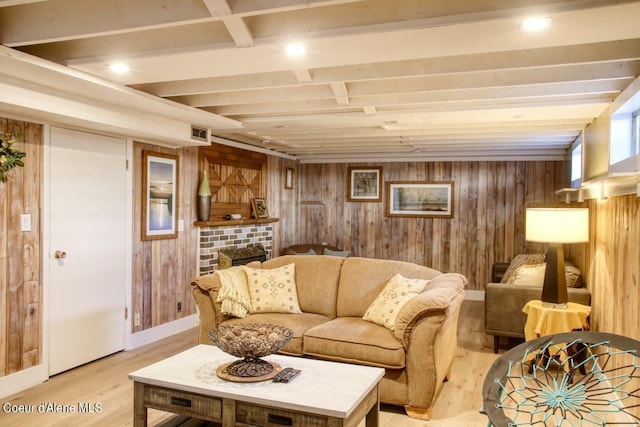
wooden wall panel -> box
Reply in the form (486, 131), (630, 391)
(0, 118), (43, 378)
(132, 142), (199, 331)
(565, 195), (640, 341)
(267, 156), (298, 257)
(295, 161), (562, 290)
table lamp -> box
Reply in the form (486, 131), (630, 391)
(525, 207), (589, 308)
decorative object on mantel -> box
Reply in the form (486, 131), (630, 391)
(197, 169), (211, 222)
(223, 213), (242, 220)
(208, 324), (293, 382)
(251, 197), (269, 219)
(0, 132), (26, 183)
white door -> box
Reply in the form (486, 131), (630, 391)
(49, 127), (127, 375)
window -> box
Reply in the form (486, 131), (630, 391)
(609, 79), (640, 175)
(610, 113), (636, 165)
(571, 142), (582, 187)
(633, 111), (639, 156)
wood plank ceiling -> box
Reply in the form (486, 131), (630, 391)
(1, 0), (640, 162)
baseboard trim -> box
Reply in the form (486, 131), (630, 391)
(465, 290), (485, 301)
(0, 364), (48, 399)
(125, 314), (198, 350)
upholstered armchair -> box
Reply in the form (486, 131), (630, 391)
(484, 254), (591, 353)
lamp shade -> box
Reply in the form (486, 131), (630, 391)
(525, 208), (589, 244)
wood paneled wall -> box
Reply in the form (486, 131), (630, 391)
(268, 156), (298, 257)
(131, 142), (199, 331)
(294, 161), (564, 290)
(565, 195), (640, 341)
(0, 118), (43, 377)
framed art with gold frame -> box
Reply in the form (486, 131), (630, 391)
(386, 181), (454, 218)
(251, 198), (269, 218)
(141, 150), (179, 240)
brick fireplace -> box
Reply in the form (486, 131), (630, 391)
(198, 223), (274, 275)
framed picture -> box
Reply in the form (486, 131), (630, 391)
(251, 198), (269, 219)
(348, 166), (382, 202)
(285, 167), (294, 189)
(141, 150), (179, 240)
(386, 181), (454, 218)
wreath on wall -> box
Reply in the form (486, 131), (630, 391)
(0, 132), (26, 183)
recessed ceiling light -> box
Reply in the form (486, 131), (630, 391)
(109, 62), (130, 73)
(284, 43), (306, 57)
(521, 16), (551, 32)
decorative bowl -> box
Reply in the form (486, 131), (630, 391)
(208, 324), (293, 379)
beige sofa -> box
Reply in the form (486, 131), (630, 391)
(191, 255), (467, 420)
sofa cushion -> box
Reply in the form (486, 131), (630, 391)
(337, 257), (441, 318)
(303, 317), (406, 369)
(220, 312), (331, 356)
(363, 274), (429, 331)
(261, 255), (344, 318)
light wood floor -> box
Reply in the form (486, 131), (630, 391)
(0, 301), (500, 427)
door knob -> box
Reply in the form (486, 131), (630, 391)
(54, 250), (67, 259)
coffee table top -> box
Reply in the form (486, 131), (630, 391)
(129, 344), (384, 419)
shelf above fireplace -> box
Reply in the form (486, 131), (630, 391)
(194, 218), (279, 227)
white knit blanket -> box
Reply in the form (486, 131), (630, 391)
(215, 266), (252, 318)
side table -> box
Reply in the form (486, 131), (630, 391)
(522, 300), (591, 376)
(522, 300), (591, 341)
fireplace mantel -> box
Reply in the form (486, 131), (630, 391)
(194, 217), (279, 227)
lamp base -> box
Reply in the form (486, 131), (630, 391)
(541, 302), (567, 309)
(541, 243), (568, 305)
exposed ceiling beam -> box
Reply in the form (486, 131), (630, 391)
(3, 0), (639, 162)
(166, 61), (638, 108)
(206, 80), (624, 117)
(0, 0), (213, 46)
(202, 0), (254, 47)
(222, 16), (254, 47)
(293, 69), (313, 83)
(130, 39), (640, 97)
(0, 0), (363, 46)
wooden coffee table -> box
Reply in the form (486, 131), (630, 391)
(129, 344), (384, 427)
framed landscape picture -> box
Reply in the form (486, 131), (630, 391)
(386, 181), (454, 218)
(348, 167), (382, 202)
(141, 151), (179, 240)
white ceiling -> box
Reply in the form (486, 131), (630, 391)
(2, 0), (640, 162)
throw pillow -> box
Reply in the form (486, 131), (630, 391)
(500, 254), (546, 284)
(512, 263), (546, 286)
(323, 248), (350, 257)
(362, 274), (429, 331)
(508, 262), (584, 287)
(565, 264), (583, 288)
(295, 249), (316, 255)
(242, 263), (302, 314)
